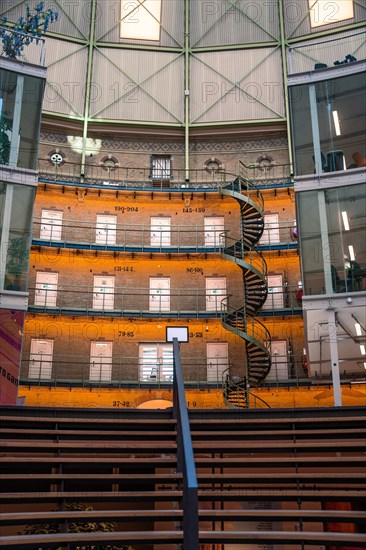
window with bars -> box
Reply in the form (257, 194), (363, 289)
(150, 155), (172, 180)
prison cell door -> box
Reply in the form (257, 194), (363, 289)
(29, 339), (53, 380)
(40, 209), (63, 241)
(207, 342), (228, 382)
(34, 272), (58, 307)
(93, 276), (115, 310)
(90, 341), (113, 381)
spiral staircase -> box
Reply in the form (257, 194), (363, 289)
(220, 177), (271, 406)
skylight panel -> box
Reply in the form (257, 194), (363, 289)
(308, 0), (354, 28)
(120, 0), (161, 41)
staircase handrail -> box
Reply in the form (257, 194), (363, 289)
(222, 370), (272, 408)
(222, 236), (268, 277)
(219, 176), (264, 211)
(239, 160), (293, 186)
(221, 302), (271, 348)
(172, 338), (199, 550)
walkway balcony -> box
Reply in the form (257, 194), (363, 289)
(28, 284), (233, 318)
(32, 219), (230, 253)
(19, 353), (232, 388)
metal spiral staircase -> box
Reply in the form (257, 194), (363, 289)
(220, 177), (271, 406)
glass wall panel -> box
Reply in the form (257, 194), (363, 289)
(0, 183), (35, 292)
(0, 69), (17, 166)
(0, 309), (24, 405)
(19, 74), (44, 169)
(289, 71), (366, 176)
(0, 68), (44, 170)
(297, 183), (366, 295)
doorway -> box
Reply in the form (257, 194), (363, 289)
(207, 342), (228, 382)
(90, 341), (113, 381)
(96, 215), (117, 245)
(267, 340), (288, 381)
(204, 217), (225, 246)
(93, 276), (115, 310)
(206, 277), (227, 311)
(263, 274), (284, 309)
(260, 213), (280, 245)
(139, 343), (173, 382)
(34, 272), (58, 307)
(149, 277), (170, 311)
(40, 209), (63, 241)
(150, 217), (171, 246)
(29, 339), (53, 379)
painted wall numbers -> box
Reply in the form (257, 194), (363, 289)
(186, 267), (203, 274)
(115, 206), (139, 213)
(118, 331), (135, 337)
(114, 266), (135, 272)
(112, 400), (130, 407)
(189, 332), (203, 338)
(182, 207), (205, 213)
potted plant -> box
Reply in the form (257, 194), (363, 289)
(0, 112), (11, 165)
(5, 236), (29, 290)
(0, 1), (58, 59)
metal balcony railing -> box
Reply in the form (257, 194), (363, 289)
(260, 284), (303, 312)
(257, 221), (298, 248)
(19, 354), (233, 387)
(28, 284), (233, 315)
(38, 159), (238, 186)
(37, 160), (262, 203)
(239, 161), (293, 187)
(21, 351), (346, 388)
(32, 219), (230, 250)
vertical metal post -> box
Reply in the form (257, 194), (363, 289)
(172, 337), (199, 549)
(327, 307), (342, 407)
(9, 75), (24, 167)
(309, 84), (322, 173)
(0, 184), (14, 289)
(81, 0), (97, 172)
(184, 0), (190, 179)
(278, 0), (293, 171)
(318, 191), (333, 294)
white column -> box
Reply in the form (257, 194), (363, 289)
(318, 191), (333, 294)
(0, 184), (14, 289)
(309, 84), (322, 174)
(328, 307), (342, 407)
(9, 74), (24, 167)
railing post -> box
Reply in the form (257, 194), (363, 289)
(172, 337), (199, 550)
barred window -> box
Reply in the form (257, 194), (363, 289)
(150, 155), (172, 179)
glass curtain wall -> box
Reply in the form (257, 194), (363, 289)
(0, 182), (35, 291)
(0, 68), (44, 169)
(297, 183), (366, 295)
(289, 71), (366, 176)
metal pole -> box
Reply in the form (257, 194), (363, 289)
(184, 0), (190, 180)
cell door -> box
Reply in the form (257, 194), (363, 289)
(260, 214), (280, 245)
(90, 341), (113, 381)
(34, 272), (58, 307)
(204, 217), (225, 246)
(96, 215), (117, 245)
(29, 339), (53, 380)
(206, 277), (227, 311)
(151, 217), (171, 246)
(263, 274), (284, 310)
(149, 278), (170, 311)
(139, 343), (173, 382)
(93, 276), (115, 310)
(207, 342), (228, 382)
(40, 210), (63, 241)
(267, 340), (288, 381)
